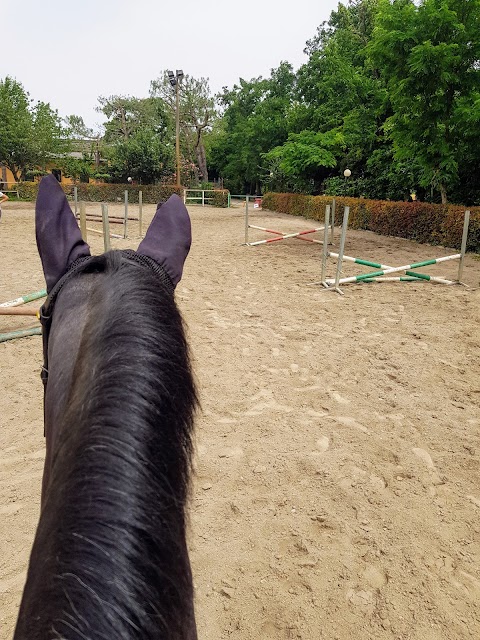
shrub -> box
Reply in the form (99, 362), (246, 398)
(16, 182), (183, 204)
(262, 193), (480, 253)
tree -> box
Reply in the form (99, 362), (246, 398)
(369, 0), (480, 203)
(97, 95), (169, 143)
(32, 101), (69, 170)
(105, 129), (174, 184)
(64, 115), (97, 140)
(0, 77), (35, 181)
(208, 62), (296, 193)
(97, 95), (172, 183)
(265, 130), (344, 192)
(0, 77), (68, 180)
(150, 72), (216, 182)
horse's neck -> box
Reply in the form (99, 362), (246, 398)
(17, 269), (198, 640)
(42, 279), (92, 503)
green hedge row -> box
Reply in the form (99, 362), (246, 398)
(17, 182), (183, 203)
(17, 182), (230, 207)
(262, 193), (480, 253)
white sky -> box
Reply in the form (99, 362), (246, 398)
(4, 0), (340, 131)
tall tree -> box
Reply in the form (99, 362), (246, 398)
(208, 62), (296, 193)
(369, 0), (480, 203)
(32, 101), (68, 171)
(150, 72), (216, 182)
(0, 77), (35, 181)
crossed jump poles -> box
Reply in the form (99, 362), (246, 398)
(0, 289), (46, 342)
(244, 195), (335, 247)
(315, 205), (471, 295)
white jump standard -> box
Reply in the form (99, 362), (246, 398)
(317, 206), (470, 295)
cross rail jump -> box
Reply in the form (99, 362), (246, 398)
(313, 206), (470, 295)
(243, 195), (335, 247)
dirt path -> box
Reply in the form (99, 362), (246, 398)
(1, 202), (479, 639)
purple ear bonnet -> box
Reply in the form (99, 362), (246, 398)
(36, 175), (91, 292)
(137, 194), (192, 287)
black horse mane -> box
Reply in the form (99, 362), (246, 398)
(15, 251), (198, 639)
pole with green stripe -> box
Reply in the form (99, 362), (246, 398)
(0, 290), (47, 308)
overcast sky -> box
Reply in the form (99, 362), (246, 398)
(4, 0), (340, 130)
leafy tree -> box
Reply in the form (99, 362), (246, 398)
(369, 0), (480, 203)
(64, 115), (97, 140)
(265, 130), (345, 193)
(150, 72), (216, 182)
(0, 77), (35, 181)
(105, 129), (174, 184)
(32, 101), (69, 170)
(97, 95), (172, 183)
(97, 95), (169, 143)
(208, 62), (296, 193)
(0, 77), (68, 180)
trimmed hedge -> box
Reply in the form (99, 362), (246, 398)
(262, 193), (480, 253)
(16, 182), (230, 207)
(17, 182), (183, 203)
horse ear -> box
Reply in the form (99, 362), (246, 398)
(137, 194), (191, 287)
(36, 175), (91, 293)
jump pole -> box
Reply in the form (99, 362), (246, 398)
(74, 186), (78, 216)
(0, 307), (39, 316)
(0, 290), (46, 307)
(245, 195), (249, 244)
(139, 190), (143, 237)
(0, 326), (42, 343)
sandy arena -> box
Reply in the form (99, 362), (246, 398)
(1, 200), (479, 639)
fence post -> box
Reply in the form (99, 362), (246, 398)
(102, 204), (111, 252)
(74, 186), (78, 216)
(79, 201), (87, 241)
(457, 210), (470, 283)
(124, 190), (128, 239)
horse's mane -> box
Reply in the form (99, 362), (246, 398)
(15, 251), (198, 639)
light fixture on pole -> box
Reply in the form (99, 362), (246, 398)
(343, 168), (351, 195)
(167, 69), (184, 188)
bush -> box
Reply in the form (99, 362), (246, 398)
(262, 192), (480, 253)
(16, 182), (183, 204)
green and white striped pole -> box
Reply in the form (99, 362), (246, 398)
(0, 290), (47, 308)
(0, 326), (42, 343)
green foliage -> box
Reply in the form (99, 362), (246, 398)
(104, 129), (174, 184)
(265, 130), (344, 191)
(0, 77), (68, 180)
(208, 62), (296, 193)
(150, 72), (217, 182)
(262, 192), (480, 252)
(368, 0), (480, 202)
(59, 157), (93, 183)
(17, 181), (182, 203)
